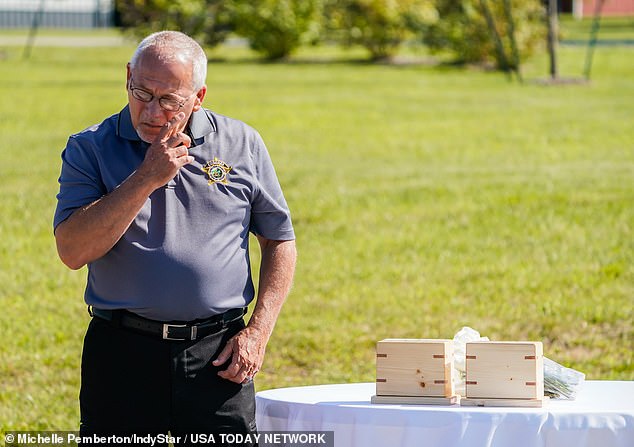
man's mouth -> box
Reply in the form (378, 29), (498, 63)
(142, 122), (164, 130)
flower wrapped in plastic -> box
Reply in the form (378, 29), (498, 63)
(543, 356), (585, 399)
(452, 326), (489, 396)
(451, 326), (585, 400)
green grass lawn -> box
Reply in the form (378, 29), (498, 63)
(0, 29), (632, 430)
(560, 15), (634, 41)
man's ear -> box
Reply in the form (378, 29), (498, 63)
(192, 85), (207, 112)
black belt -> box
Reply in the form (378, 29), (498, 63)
(89, 306), (246, 341)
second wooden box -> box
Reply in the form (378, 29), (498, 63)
(463, 341), (544, 406)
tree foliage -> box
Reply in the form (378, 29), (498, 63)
(229, 0), (321, 60)
(422, 0), (546, 69)
(323, 0), (437, 61)
(115, 0), (547, 70)
(116, 0), (232, 48)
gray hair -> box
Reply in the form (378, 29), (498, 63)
(130, 31), (207, 91)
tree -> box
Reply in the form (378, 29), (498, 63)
(546, 0), (558, 79)
(229, 0), (321, 60)
(478, 0), (522, 80)
(116, 0), (232, 48)
(323, 0), (437, 61)
(422, 0), (545, 71)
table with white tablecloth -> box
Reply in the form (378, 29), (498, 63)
(255, 381), (634, 447)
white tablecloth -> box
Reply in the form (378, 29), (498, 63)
(256, 381), (634, 447)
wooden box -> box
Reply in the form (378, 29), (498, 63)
(375, 339), (454, 398)
(464, 341), (544, 403)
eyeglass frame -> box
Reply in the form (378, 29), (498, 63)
(127, 76), (196, 112)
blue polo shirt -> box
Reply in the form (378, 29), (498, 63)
(54, 106), (295, 321)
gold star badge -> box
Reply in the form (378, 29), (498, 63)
(202, 157), (232, 185)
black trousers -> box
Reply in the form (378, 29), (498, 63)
(79, 315), (257, 446)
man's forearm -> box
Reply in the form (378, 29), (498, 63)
(212, 237), (296, 383)
(54, 171), (156, 270)
(55, 112), (195, 270)
(248, 238), (297, 338)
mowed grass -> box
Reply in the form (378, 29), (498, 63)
(0, 28), (632, 430)
(560, 15), (634, 41)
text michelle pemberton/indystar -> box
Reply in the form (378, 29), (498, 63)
(67, 433), (181, 445)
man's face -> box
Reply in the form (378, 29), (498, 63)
(126, 52), (206, 143)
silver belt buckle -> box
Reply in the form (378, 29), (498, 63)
(162, 323), (196, 340)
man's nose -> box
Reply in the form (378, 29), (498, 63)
(143, 97), (165, 117)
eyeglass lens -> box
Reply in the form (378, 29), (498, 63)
(129, 78), (185, 111)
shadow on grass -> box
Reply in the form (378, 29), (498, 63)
(530, 77), (590, 86)
(207, 54), (486, 73)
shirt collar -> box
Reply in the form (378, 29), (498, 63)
(116, 105), (217, 142)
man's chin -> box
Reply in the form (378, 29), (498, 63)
(136, 127), (161, 143)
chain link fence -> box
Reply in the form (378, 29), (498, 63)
(0, 0), (114, 28)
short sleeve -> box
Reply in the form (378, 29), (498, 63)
(249, 134), (295, 241)
(53, 135), (106, 230)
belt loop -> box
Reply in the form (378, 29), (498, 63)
(223, 307), (246, 326)
(87, 305), (93, 317)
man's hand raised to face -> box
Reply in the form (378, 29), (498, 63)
(54, 112), (194, 269)
(137, 112), (194, 189)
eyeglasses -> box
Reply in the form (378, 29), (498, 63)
(128, 77), (194, 112)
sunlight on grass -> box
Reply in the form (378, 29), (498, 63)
(1, 27), (632, 429)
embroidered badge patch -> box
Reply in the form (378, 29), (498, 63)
(202, 157), (232, 185)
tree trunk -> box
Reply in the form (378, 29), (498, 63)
(23, 0), (45, 60)
(503, 0), (522, 82)
(546, 0), (558, 80)
(479, 0), (510, 76)
(584, 0), (606, 80)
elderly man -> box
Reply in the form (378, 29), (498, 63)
(54, 31), (296, 440)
